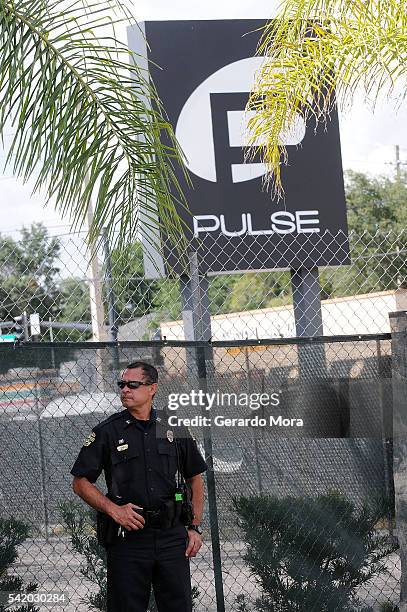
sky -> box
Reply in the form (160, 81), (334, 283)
(1, 0), (406, 238)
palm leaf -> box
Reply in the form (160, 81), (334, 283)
(248, 0), (407, 196)
(0, 0), (189, 253)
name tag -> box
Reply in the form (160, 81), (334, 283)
(117, 444), (129, 451)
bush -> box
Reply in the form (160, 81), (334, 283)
(380, 603), (399, 612)
(233, 491), (397, 611)
(0, 517), (39, 612)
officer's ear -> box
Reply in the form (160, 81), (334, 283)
(150, 383), (158, 397)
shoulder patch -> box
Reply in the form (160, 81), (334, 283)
(83, 431), (96, 447)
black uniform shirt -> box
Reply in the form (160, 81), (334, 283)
(71, 408), (207, 509)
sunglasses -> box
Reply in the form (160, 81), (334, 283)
(117, 380), (152, 390)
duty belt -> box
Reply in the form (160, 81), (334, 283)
(98, 497), (184, 547)
(141, 508), (162, 529)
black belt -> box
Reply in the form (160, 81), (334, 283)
(131, 499), (181, 529)
(98, 498), (182, 547)
(140, 508), (162, 529)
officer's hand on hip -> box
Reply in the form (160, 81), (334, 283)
(185, 529), (203, 558)
(111, 504), (145, 531)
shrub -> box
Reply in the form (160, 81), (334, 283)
(233, 491), (397, 611)
(0, 517), (39, 612)
(380, 603), (399, 612)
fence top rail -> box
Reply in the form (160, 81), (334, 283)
(0, 333), (391, 351)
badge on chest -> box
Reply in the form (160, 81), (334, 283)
(117, 438), (129, 451)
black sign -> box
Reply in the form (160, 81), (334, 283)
(128, 20), (350, 276)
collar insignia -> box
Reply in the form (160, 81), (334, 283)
(83, 432), (96, 447)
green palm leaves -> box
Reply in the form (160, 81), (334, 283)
(0, 0), (186, 249)
(248, 0), (407, 195)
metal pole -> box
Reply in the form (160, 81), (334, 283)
(102, 228), (120, 378)
(23, 310), (29, 342)
(396, 144), (401, 181)
(245, 348), (263, 494)
(253, 436), (263, 495)
(196, 345), (225, 612)
(49, 317), (56, 370)
(290, 267), (325, 375)
(180, 275), (199, 381)
(255, 370), (265, 495)
(86, 193), (109, 392)
(180, 252), (214, 377)
(180, 252), (224, 611)
(86, 227), (107, 342)
(34, 376), (49, 541)
(377, 339), (395, 539)
(389, 310), (407, 610)
(102, 229), (119, 343)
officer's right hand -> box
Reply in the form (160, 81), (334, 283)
(111, 504), (145, 531)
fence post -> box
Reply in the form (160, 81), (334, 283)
(376, 339), (395, 539)
(180, 252), (224, 610)
(196, 345), (225, 612)
(34, 375), (49, 541)
(389, 310), (407, 611)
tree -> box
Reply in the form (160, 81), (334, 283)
(0, 224), (91, 342)
(319, 170), (407, 300)
(346, 170), (407, 234)
(0, 223), (61, 323)
(110, 242), (158, 322)
(57, 278), (92, 342)
(345, 170), (407, 293)
(248, 0), (406, 194)
(0, 0), (186, 250)
(227, 272), (291, 313)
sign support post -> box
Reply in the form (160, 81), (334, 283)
(180, 252), (214, 376)
(290, 267), (326, 373)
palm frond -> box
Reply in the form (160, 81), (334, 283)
(248, 0), (407, 195)
(0, 0), (188, 252)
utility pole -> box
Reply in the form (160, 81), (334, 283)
(102, 228), (118, 344)
(386, 145), (406, 180)
(87, 204), (107, 343)
(86, 194), (110, 392)
(396, 145), (401, 181)
(102, 228), (120, 377)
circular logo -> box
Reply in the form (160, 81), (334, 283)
(175, 57), (306, 183)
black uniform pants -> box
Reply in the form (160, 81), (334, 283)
(106, 524), (192, 612)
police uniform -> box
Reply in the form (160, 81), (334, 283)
(71, 408), (207, 612)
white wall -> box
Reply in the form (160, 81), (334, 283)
(161, 289), (407, 340)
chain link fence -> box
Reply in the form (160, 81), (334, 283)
(0, 228), (407, 342)
(0, 226), (406, 610)
(0, 335), (400, 611)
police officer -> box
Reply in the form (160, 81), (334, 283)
(71, 361), (207, 612)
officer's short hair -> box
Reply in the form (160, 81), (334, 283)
(125, 361), (158, 384)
